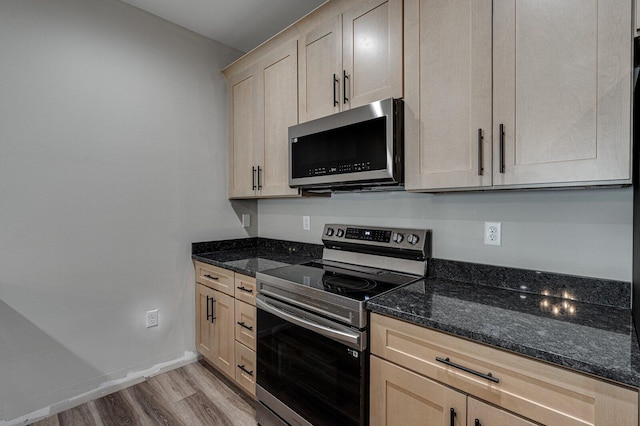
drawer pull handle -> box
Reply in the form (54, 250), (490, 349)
(204, 274), (219, 281)
(237, 364), (254, 376)
(237, 321), (253, 331)
(436, 357), (499, 383)
(237, 286), (254, 293)
(450, 408), (456, 426)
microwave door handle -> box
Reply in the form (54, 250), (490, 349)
(256, 298), (361, 348)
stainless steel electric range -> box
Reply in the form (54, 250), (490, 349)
(255, 224), (431, 426)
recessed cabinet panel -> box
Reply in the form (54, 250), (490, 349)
(493, 0), (631, 186)
(229, 69), (259, 198)
(370, 355), (467, 426)
(468, 397), (537, 426)
(343, 0), (403, 109)
(299, 16), (342, 123)
(234, 299), (256, 351)
(260, 41), (300, 197)
(404, 0), (492, 190)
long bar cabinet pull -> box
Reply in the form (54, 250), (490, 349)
(237, 286), (253, 293)
(237, 364), (254, 376)
(237, 321), (253, 331)
(204, 274), (219, 281)
(206, 296), (216, 323)
(436, 357), (500, 383)
(343, 70), (349, 104)
(333, 74), (339, 106)
(477, 128), (484, 176)
(499, 123), (505, 173)
(252, 166), (257, 190)
(475, 419), (481, 426)
(450, 408), (456, 426)
(257, 166), (262, 190)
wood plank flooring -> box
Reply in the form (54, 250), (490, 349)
(30, 361), (256, 426)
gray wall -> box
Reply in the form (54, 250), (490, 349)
(0, 0), (253, 422)
(259, 188), (633, 282)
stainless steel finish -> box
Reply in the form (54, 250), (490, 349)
(256, 273), (367, 328)
(257, 386), (313, 426)
(256, 295), (364, 351)
(289, 98), (401, 188)
(322, 249), (428, 277)
(322, 223), (430, 258)
(256, 402), (289, 426)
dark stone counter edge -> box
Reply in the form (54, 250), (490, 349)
(192, 254), (257, 276)
(367, 303), (640, 389)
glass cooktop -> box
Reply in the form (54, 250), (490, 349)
(261, 260), (421, 302)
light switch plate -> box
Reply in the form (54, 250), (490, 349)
(303, 216), (311, 231)
(242, 214), (250, 228)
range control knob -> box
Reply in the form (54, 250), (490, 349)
(407, 234), (420, 245)
(336, 229), (345, 237)
(393, 232), (404, 243)
(326, 228), (335, 237)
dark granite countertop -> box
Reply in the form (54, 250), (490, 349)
(368, 267), (640, 388)
(192, 237), (323, 277)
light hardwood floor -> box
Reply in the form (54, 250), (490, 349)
(30, 361), (256, 426)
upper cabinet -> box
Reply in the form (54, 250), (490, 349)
(225, 40), (300, 199)
(298, 0), (403, 123)
(405, 0), (632, 191)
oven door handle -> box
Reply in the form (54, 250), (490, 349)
(256, 298), (361, 348)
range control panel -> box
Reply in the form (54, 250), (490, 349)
(322, 224), (431, 257)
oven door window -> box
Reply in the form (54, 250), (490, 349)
(257, 308), (365, 426)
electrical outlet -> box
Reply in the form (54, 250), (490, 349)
(303, 216), (311, 231)
(242, 214), (250, 228)
(146, 309), (158, 328)
(484, 222), (501, 246)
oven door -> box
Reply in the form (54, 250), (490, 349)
(256, 294), (366, 426)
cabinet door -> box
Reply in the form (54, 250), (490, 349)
(195, 283), (216, 361)
(404, 0), (492, 191)
(342, 0), (403, 109)
(209, 289), (236, 379)
(257, 40), (300, 198)
(228, 66), (259, 198)
(370, 355), (466, 426)
(468, 398), (536, 426)
(493, 0), (631, 187)
(298, 15), (343, 123)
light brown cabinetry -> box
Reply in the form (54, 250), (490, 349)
(405, 0), (632, 191)
(370, 313), (638, 426)
(194, 261), (257, 397)
(298, 0), (403, 123)
(225, 40), (300, 199)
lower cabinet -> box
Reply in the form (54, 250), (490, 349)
(195, 261), (257, 397)
(370, 313), (638, 426)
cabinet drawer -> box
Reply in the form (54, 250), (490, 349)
(234, 273), (256, 305)
(194, 261), (235, 296)
(235, 341), (256, 397)
(235, 300), (256, 351)
(371, 313), (638, 426)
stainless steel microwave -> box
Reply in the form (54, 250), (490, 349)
(288, 98), (403, 190)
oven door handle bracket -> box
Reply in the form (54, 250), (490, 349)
(256, 298), (362, 349)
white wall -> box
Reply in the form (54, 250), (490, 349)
(0, 0), (253, 422)
(259, 187), (633, 282)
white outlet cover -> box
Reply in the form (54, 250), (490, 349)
(242, 214), (250, 228)
(146, 309), (158, 328)
(484, 222), (501, 246)
(303, 216), (311, 231)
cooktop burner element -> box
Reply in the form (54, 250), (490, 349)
(323, 276), (376, 293)
(256, 224), (431, 329)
